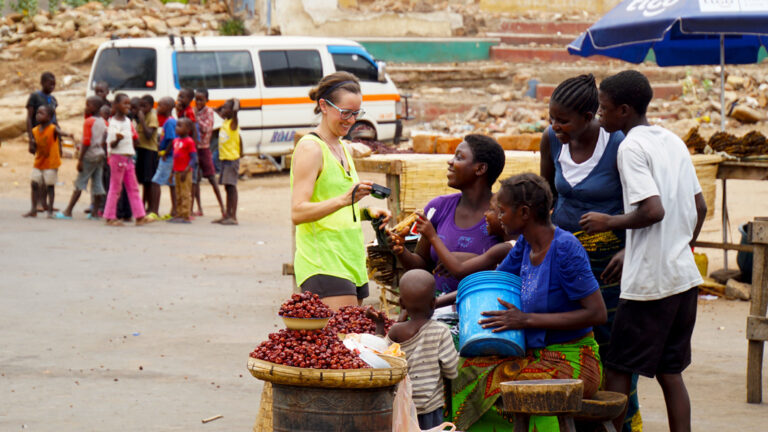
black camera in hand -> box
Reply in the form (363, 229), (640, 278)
(370, 183), (391, 199)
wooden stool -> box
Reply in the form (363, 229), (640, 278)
(501, 379), (584, 432)
(574, 391), (628, 432)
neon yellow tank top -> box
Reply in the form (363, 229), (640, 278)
(290, 134), (367, 287)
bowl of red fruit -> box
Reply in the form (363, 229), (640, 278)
(278, 292), (334, 330)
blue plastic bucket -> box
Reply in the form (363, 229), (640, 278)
(456, 271), (525, 357)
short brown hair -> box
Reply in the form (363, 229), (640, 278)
(308, 71), (361, 115)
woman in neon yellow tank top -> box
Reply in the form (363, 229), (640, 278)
(290, 72), (391, 310)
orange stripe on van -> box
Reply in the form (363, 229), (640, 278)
(179, 94), (400, 110)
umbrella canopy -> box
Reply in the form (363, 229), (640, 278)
(568, 0), (768, 66)
(568, 0), (768, 132)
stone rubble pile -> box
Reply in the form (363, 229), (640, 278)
(0, 0), (235, 63)
(404, 67), (768, 156)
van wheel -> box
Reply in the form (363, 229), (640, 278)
(345, 122), (377, 142)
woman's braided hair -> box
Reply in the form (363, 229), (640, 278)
(499, 173), (553, 223)
(550, 73), (598, 115)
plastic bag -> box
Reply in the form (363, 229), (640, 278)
(392, 375), (456, 432)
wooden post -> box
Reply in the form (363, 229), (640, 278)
(386, 172), (401, 226)
(747, 219), (768, 403)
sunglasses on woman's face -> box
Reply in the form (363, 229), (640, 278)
(324, 99), (365, 120)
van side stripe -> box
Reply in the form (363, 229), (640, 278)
(204, 94), (400, 108)
(160, 94), (401, 110)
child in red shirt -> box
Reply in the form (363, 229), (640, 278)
(169, 117), (197, 223)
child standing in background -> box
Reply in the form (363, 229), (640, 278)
(193, 89), (225, 219)
(23, 105), (71, 219)
(214, 99), (242, 225)
(169, 117), (197, 224)
(59, 96), (107, 219)
(149, 97), (178, 219)
(135, 95), (159, 217)
(103, 93), (154, 227)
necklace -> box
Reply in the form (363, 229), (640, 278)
(317, 131), (347, 170)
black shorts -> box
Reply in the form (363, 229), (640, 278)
(301, 274), (369, 300)
(605, 288), (698, 378)
(135, 147), (159, 184)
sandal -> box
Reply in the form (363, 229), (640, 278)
(54, 212), (72, 220)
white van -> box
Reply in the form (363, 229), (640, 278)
(86, 36), (407, 164)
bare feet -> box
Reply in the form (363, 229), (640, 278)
(219, 218), (238, 226)
(106, 219), (124, 227)
(22, 211), (37, 218)
(211, 216), (226, 224)
(135, 217), (156, 226)
(46, 212), (54, 219)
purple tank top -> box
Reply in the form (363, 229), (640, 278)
(425, 193), (501, 293)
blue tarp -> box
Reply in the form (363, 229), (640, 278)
(568, 0), (768, 66)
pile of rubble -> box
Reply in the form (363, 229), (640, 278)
(404, 65), (768, 157)
(341, 0), (600, 36)
(0, 0), (237, 63)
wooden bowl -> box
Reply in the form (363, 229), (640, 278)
(500, 379), (584, 415)
(574, 391), (628, 421)
(280, 316), (330, 330)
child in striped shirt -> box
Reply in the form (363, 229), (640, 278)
(380, 269), (459, 429)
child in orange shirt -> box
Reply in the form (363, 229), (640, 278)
(24, 105), (71, 219)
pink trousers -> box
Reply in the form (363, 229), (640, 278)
(104, 154), (146, 220)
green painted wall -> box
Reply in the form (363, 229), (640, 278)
(357, 39), (498, 63)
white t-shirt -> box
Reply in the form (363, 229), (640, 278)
(558, 127), (609, 186)
(617, 125), (703, 300)
(106, 117), (134, 157)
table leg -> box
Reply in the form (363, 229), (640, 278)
(386, 173), (401, 226)
(513, 413), (529, 432)
(558, 415), (577, 432)
(722, 178), (728, 270)
(747, 224), (768, 403)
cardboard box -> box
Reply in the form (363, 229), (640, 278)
(436, 136), (462, 154)
(412, 134), (437, 154)
(497, 134), (541, 151)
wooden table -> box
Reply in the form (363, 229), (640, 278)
(354, 152), (723, 223)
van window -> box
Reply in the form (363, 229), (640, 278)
(332, 53), (378, 82)
(177, 51), (256, 89)
(259, 50), (323, 87)
(92, 48), (157, 90)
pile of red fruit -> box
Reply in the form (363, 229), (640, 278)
(326, 306), (395, 335)
(250, 329), (370, 369)
(278, 292), (334, 318)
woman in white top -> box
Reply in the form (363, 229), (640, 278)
(539, 74), (638, 432)
(103, 93), (154, 227)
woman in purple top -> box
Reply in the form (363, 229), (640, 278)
(390, 134), (505, 303)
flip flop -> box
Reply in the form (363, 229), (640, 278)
(54, 212), (72, 220)
(87, 214), (101, 221)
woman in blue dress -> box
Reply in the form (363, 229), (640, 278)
(540, 74), (640, 432)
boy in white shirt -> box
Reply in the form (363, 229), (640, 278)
(579, 70), (707, 432)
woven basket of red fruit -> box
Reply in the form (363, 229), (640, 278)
(248, 327), (407, 388)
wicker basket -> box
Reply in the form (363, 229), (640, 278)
(248, 354), (407, 389)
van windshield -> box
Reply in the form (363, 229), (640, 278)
(92, 48), (157, 91)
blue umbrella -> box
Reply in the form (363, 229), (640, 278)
(568, 0), (768, 131)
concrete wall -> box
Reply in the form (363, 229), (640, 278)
(480, 0), (622, 14)
(273, 0), (461, 37)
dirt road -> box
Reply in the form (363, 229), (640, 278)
(1, 138), (767, 431)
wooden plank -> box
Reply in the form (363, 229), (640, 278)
(747, 240), (768, 403)
(717, 161), (768, 181)
(386, 173), (402, 224)
(750, 220), (768, 245)
(353, 158), (403, 175)
(747, 316), (768, 341)
(693, 241), (753, 253)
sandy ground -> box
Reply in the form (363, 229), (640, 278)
(1, 130), (768, 431)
